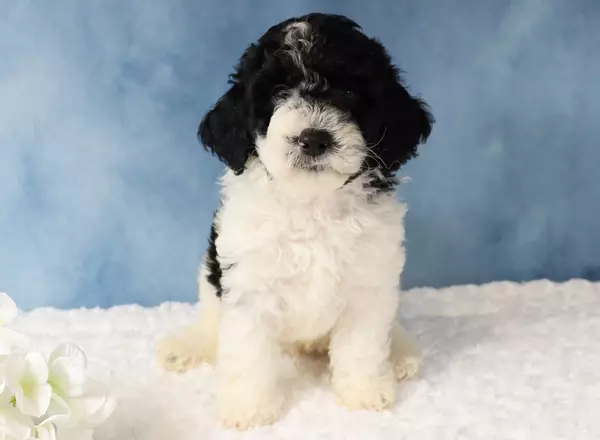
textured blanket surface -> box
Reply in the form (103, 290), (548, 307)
(14, 280), (600, 440)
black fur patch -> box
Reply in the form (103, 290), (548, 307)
(205, 221), (224, 298)
(364, 171), (397, 194)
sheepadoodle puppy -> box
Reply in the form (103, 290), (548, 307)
(158, 12), (434, 430)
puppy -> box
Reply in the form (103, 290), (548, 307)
(157, 13), (434, 430)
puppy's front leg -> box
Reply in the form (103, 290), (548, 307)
(217, 300), (284, 430)
(329, 288), (398, 411)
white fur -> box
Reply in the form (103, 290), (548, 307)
(283, 21), (312, 73)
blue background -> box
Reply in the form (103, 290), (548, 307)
(1, 0), (599, 310)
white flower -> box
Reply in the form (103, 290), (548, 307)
(0, 294), (115, 439)
(5, 354), (52, 418)
(47, 344), (87, 399)
(43, 343), (115, 430)
(0, 394), (33, 440)
(49, 377), (116, 430)
(69, 377), (116, 427)
(0, 294), (29, 356)
(31, 422), (55, 440)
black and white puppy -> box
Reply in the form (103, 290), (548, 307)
(158, 13), (434, 430)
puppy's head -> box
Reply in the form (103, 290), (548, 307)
(199, 13), (434, 192)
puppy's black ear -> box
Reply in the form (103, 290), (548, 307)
(198, 83), (253, 174)
(375, 78), (434, 173)
(198, 45), (262, 175)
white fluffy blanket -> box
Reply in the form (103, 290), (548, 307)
(15, 280), (600, 440)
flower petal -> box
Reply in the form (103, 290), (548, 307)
(81, 377), (116, 425)
(42, 393), (73, 426)
(0, 293), (18, 326)
(34, 422), (57, 440)
(17, 383), (52, 418)
(0, 405), (33, 440)
(0, 364), (6, 396)
(4, 353), (25, 382)
(48, 344), (87, 397)
(23, 353), (49, 385)
(57, 378), (116, 429)
(48, 344), (86, 370)
(0, 329), (30, 356)
(85, 393), (117, 426)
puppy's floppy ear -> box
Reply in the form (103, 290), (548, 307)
(198, 45), (262, 175)
(198, 83), (253, 174)
(375, 77), (434, 173)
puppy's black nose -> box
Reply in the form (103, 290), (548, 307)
(298, 129), (333, 157)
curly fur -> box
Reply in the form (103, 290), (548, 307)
(157, 13), (434, 430)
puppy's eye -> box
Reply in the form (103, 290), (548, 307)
(344, 90), (355, 100)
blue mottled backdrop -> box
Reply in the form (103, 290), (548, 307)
(1, 0), (599, 309)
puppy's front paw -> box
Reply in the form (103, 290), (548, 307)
(392, 354), (422, 381)
(333, 369), (397, 412)
(390, 323), (423, 381)
(218, 387), (284, 430)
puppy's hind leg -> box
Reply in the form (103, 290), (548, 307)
(157, 264), (220, 372)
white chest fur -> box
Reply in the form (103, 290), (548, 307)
(215, 165), (407, 343)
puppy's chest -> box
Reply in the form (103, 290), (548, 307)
(218, 198), (364, 289)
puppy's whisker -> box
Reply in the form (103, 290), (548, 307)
(367, 126), (387, 149)
(361, 128), (388, 168)
(365, 150), (386, 169)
